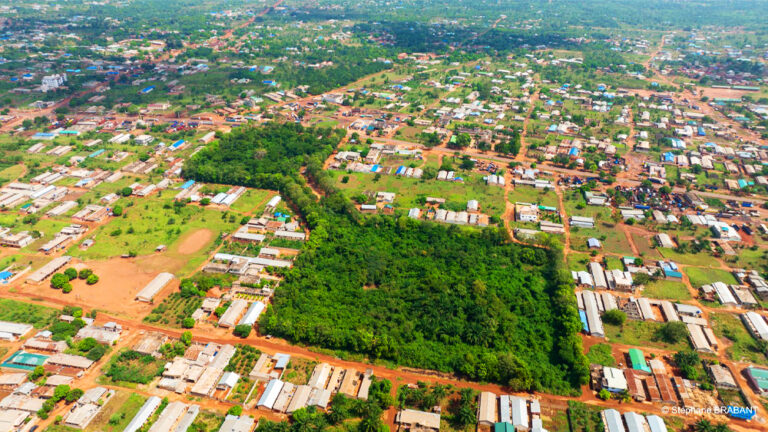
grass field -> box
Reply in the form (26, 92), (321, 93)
(585, 343), (616, 367)
(0, 299), (58, 328)
(710, 312), (768, 365)
(187, 411), (226, 432)
(567, 252), (592, 272)
(604, 320), (692, 352)
(228, 188), (276, 214)
(642, 280), (692, 302)
(603, 256), (623, 270)
(333, 171), (506, 217)
(631, 233), (662, 259)
(561, 190), (613, 221)
(507, 185), (559, 208)
(725, 248), (768, 273)
(658, 248), (719, 267)
(567, 401), (605, 432)
(82, 392), (146, 432)
(68, 197), (239, 261)
(143, 293), (203, 328)
(0, 164), (25, 185)
(684, 267), (738, 288)
(282, 357), (318, 385)
(570, 223), (634, 256)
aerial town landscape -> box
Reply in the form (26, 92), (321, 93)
(2, 0), (768, 431)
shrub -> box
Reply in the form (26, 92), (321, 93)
(50, 273), (68, 289)
(233, 325), (252, 338)
(86, 345), (107, 361)
(182, 318), (195, 329)
(64, 268), (78, 281)
(78, 269), (93, 279)
(602, 309), (627, 326)
(62, 284), (73, 294)
(86, 274), (99, 285)
(227, 405), (243, 416)
(656, 321), (688, 344)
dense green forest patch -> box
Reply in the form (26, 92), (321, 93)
(260, 216), (586, 394)
(182, 122), (346, 189)
(183, 122), (587, 394)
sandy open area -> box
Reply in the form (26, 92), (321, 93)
(701, 87), (754, 99)
(176, 228), (213, 255)
(15, 257), (178, 319)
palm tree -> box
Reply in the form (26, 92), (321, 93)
(694, 419), (714, 432)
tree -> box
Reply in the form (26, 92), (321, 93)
(51, 273), (68, 289)
(450, 388), (477, 429)
(86, 274), (99, 285)
(78, 269), (93, 279)
(119, 187), (133, 197)
(200, 197), (211, 206)
(112, 205), (123, 216)
(233, 325), (252, 338)
(602, 309), (627, 326)
(86, 345), (107, 361)
(182, 318), (195, 329)
(181, 331), (192, 346)
(53, 385), (71, 402)
(227, 405), (243, 416)
(656, 321), (687, 344)
(65, 388), (84, 403)
(29, 366), (46, 380)
(64, 268), (78, 281)
(598, 389), (612, 400)
(62, 283), (73, 294)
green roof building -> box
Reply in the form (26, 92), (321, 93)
(746, 367), (768, 396)
(494, 423), (515, 432)
(628, 348), (651, 373)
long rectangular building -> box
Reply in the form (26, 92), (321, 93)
(135, 272), (175, 302)
(743, 312), (768, 340)
(124, 396), (161, 432)
(27, 256), (71, 284)
(582, 290), (604, 337)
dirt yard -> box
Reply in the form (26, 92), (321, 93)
(176, 228), (214, 255)
(701, 87), (753, 99)
(15, 257), (178, 319)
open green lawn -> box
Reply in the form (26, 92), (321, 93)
(632, 233), (662, 259)
(585, 343), (616, 367)
(228, 188), (276, 214)
(0, 164), (25, 185)
(507, 186), (559, 208)
(561, 191), (613, 221)
(725, 248), (768, 273)
(567, 252), (592, 272)
(186, 411), (226, 432)
(604, 320), (692, 352)
(711, 312), (768, 366)
(67, 197), (239, 261)
(643, 280), (692, 302)
(603, 256), (623, 271)
(570, 223), (634, 256)
(333, 171), (506, 218)
(684, 267), (738, 288)
(82, 392), (146, 432)
(0, 299), (58, 328)
(658, 248), (718, 267)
